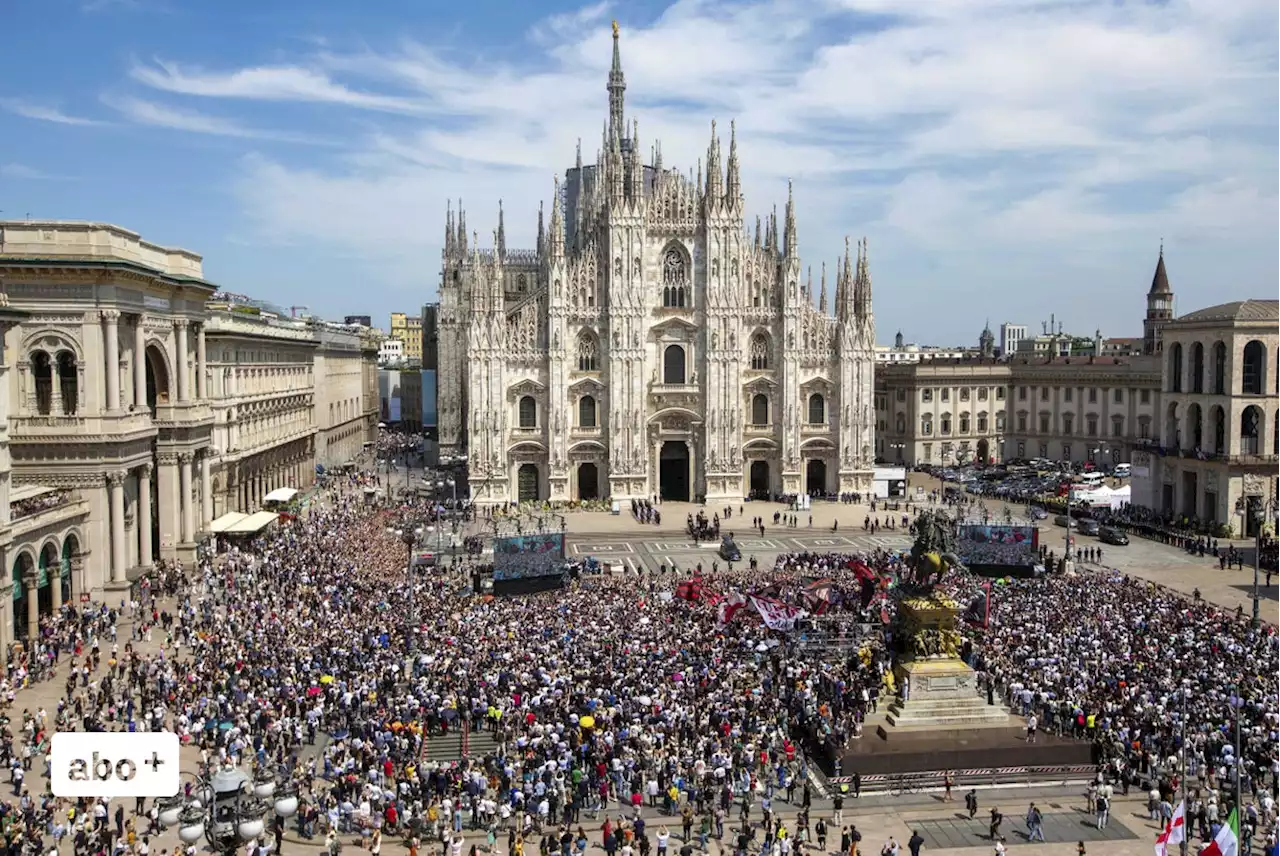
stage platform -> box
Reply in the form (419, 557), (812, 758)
(835, 716), (1093, 777)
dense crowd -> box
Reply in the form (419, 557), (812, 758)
(0, 485), (1271, 856)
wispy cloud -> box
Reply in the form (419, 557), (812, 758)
(0, 164), (70, 181)
(129, 59), (424, 114)
(0, 98), (103, 126)
(103, 95), (328, 144)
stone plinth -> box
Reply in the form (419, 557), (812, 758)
(884, 592), (1018, 733)
(884, 658), (1017, 730)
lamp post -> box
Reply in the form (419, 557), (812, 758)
(157, 765), (298, 856)
(1236, 495), (1277, 626)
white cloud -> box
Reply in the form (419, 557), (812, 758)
(110, 0), (1276, 325)
(103, 95), (328, 144)
(0, 98), (103, 126)
(0, 164), (68, 180)
(130, 59), (425, 114)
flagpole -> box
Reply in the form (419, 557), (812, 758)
(1180, 686), (1188, 856)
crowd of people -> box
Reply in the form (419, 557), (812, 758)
(0, 478), (1271, 856)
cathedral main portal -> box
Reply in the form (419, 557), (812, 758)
(659, 441), (691, 503)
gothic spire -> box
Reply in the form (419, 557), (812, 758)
(575, 138), (583, 171)
(838, 238), (855, 322)
(705, 120), (722, 202)
(857, 237), (873, 320)
(754, 216), (762, 249)
(607, 21), (627, 145)
(819, 261), (828, 313)
(445, 199), (454, 258)
(536, 201), (545, 258)
(549, 176), (565, 259)
(725, 120), (740, 202)
(496, 199), (506, 260)
(457, 200), (468, 255)
(783, 179), (797, 258)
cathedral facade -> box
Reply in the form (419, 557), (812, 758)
(436, 26), (876, 505)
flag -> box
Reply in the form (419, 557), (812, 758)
(718, 593), (748, 625)
(1154, 801), (1186, 856)
(749, 595), (806, 631)
(1201, 808), (1239, 856)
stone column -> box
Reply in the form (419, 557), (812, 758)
(108, 471), (127, 583)
(103, 310), (121, 411)
(138, 463), (154, 567)
(200, 454), (213, 529)
(134, 316), (147, 409)
(24, 572), (38, 640)
(196, 324), (207, 400)
(51, 567), (62, 612)
(175, 321), (191, 403)
(179, 453), (195, 544)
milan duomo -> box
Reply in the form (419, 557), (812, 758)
(436, 24), (876, 505)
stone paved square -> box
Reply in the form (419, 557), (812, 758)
(912, 811), (1140, 850)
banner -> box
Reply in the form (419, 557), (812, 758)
(750, 596), (806, 631)
(718, 593), (748, 624)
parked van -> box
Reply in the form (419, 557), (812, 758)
(1079, 472), (1106, 487)
(1113, 463), (1131, 478)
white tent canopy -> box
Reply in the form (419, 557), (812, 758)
(210, 512), (249, 534)
(263, 487), (298, 503)
(225, 511), (279, 535)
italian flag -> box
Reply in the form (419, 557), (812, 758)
(1201, 808), (1240, 856)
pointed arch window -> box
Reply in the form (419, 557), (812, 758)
(577, 334), (598, 372)
(662, 247), (689, 308)
(750, 334), (769, 370)
(807, 393), (826, 425)
(518, 396), (537, 429)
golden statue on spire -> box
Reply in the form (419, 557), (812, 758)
(612, 20), (619, 37)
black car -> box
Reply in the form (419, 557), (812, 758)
(1077, 519), (1101, 536)
(718, 536), (742, 562)
(1099, 527), (1129, 546)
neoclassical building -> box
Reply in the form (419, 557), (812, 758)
(0, 221), (380, 653)
(1132, 299), (1279, 531)
(204, 307), (318, 516)
(437, 25), (877, 504)
(0, 220), (217, 650)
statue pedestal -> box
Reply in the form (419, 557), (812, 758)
(884, 658), (1016, 730)
(883, 593), (1018, 734)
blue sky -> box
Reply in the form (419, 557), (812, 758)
(1, 0), (1276, 344)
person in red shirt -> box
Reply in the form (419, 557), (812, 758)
(385, 803), (398, 832)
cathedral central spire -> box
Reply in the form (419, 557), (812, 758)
(608, 21), (626, 145)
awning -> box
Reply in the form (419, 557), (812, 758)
(224, 511), (279, 535)
(209, 512), (249, 534)
(9, 485), (55, 503)
(264, 487), (298, 503)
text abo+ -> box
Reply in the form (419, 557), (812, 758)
(50, 732), (180, 798)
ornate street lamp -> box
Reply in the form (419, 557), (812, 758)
(158, 765), (298, 855)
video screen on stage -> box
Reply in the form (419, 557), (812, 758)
(957, 525), (1039, 568)
(493, 533), (566, 581)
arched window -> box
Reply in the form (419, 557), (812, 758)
(518, 395), (537, 429)
(1191, 342), (1205, 394)
(32, 351), (52, 415)
(1210, 406), (1225, 454)
(750, 334), (769, 370)
(1169, 343), (1183, 392)
(807, 393), (826, 425)
(577, 334), (598, 372)
(578, 395), (597, 428)
(959, 412), (971, 434)
(1212, 341), (1227, 394)
(662, 247), (689, 308)
(57, 352), (77, 415)
(921, 416), (933, 436)
(663, 345), (686, 385)
(977, 412), (989, 433)
(1242, 340), (1266, 395)
(1240, 405), (1262, 455)
(751, 393), (769, 426)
